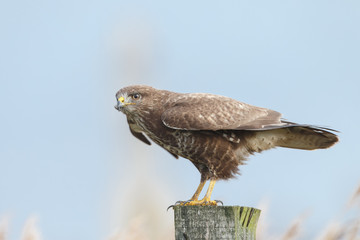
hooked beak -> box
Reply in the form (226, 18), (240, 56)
(114, 102), (121, 111)
(114, 96), (135, 111)
(114, 96), (125, 111)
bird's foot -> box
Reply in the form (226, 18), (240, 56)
(182, 199), (222, 206)
(167, 199), (223, 210)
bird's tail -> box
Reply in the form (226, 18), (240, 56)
(249, 126), (339, 151)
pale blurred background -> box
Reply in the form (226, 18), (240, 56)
(0, 0), (359, 239)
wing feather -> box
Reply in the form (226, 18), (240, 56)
(161, 93), (283, 131)
(127, 118), (151, 145)
(127, 117), (179, 159)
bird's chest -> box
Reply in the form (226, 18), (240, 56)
(131, 116), (194, 153)
(130, 114), (172, 143)
(154, 130), (199, 159)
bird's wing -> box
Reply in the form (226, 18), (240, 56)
(161, 93), (283, 131)
(127, 118), (151, 145)
(127, 117), (179, 159)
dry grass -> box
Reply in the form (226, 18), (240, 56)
(20, 217), (42, 240)
(107, 216), (150, 240)
(348, 183), (360, 209)
(0, 216), (42, 240)
(257, 203), (309, 240)
(1, 182), (359, 240)
(280, 212), (309, 240)
(257, 182), (360, 240)
(107, 214), (174, 240)
(314, 182), (360, 240)
(0, 217), (8, 240)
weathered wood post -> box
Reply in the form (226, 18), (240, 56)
(173, 206), (261, 240)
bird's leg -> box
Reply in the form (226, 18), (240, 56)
(182, 179), (221, 206)
(200, 179), (216, 202)
(171, 179), (206, 207)
(195, 179), (219, 205)
(189, 179), (206, 201)
(168, 179), (222, 209)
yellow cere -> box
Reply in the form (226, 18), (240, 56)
(118, 96), (125, 103)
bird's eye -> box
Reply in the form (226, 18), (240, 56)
(131, 93), (141, 100)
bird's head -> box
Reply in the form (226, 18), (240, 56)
(114, 85), (155, 114)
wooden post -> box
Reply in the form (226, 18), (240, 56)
(173, 206), (261, 240)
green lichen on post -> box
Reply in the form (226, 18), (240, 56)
(174, 206), (261, 240)
(237, 206), (260, 229)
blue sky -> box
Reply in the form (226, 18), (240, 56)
(1, 0), (359, 239)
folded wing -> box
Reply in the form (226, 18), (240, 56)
(161, 93), (283, 131)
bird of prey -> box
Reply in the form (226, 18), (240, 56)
(115, 85), (338, 206)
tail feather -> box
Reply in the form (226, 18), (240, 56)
(276, 126), (338, 150)
(251, 126), (339, 151)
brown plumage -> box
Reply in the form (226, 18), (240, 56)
(115, 85), (338, 205)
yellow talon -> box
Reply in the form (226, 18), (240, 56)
(182, 199), (218, 206)
(179, 179), (220, 206)
(167, 179), (223, 210)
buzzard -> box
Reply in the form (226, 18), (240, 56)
(115, 85), (338, 206)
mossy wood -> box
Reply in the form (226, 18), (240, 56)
(173, 206), (261, 240)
